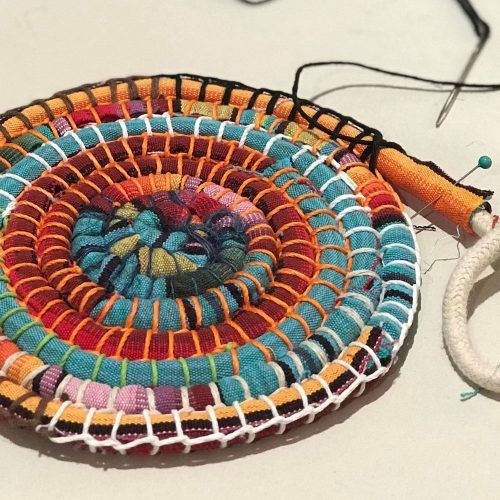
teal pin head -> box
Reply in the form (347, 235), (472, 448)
(478, 155), (492, 169)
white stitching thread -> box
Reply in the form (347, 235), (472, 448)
(238, 124), (254, 147)
(64, 130), (87, 151)
(0, 114), (421, 451)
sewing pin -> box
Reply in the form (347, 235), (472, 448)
(411, 155), (492, 220)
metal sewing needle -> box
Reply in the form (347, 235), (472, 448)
(435, 38), (487, 127)
(435, 0), (490, 127)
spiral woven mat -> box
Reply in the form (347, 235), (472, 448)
(0, 75), (426, 454)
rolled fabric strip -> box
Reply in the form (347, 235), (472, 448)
(0, 74), (488, 454)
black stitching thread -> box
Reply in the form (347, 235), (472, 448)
(0, 72), (494, 199)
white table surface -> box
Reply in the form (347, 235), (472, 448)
(1, 1), (500, 498)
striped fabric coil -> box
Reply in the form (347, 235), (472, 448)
(0, 74), (485, 454)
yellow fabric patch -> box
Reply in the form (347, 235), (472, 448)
(111, 234), (140, 257)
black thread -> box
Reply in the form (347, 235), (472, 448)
(221, 83), (234, 105)
(126, 78), (140, 100)
(198, 80), (208, 101)
(239, 0), (498, 136)
(265, 92), (281, 115)
(175, 75), (183, 101)
(239, 0), (274, 4)
(31, 99), (56, 120)
(151, 76), (160, 100)
(457, 0), (490, 40)
(108, 78), (119, 102)
(13, 111), (33, 129)
(81, 87), (98, 107)
(54, 92), (75, 113)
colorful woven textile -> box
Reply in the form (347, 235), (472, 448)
(0, 75), (487, 454)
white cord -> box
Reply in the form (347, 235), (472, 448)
(443, 210), (500, 391)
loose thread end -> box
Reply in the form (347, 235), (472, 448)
(460, 388), (480, 401)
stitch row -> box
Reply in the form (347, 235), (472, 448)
(0, 79), (420, 454)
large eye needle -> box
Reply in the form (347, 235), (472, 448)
(435, 0), (491, 128)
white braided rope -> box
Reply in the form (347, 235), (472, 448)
(443, 210), (500, 391)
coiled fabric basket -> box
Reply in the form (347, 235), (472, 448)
(0, 75), (489, 454)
